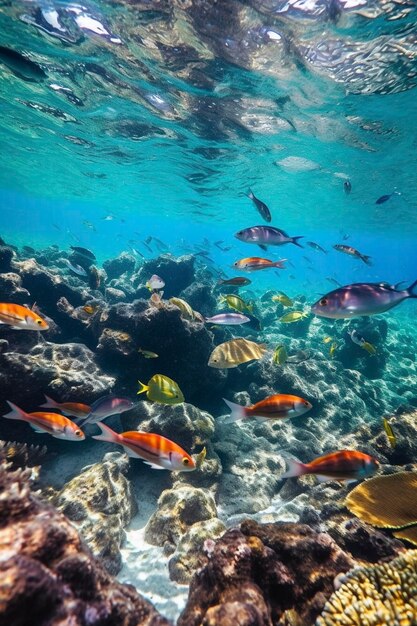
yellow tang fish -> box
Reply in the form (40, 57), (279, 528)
(323, 336), (333, 344)
(382, 418), (396, 448)
(219, 294), (253, 315)
(362, 341), (376, 354)
(329, 342), (338, 358)
(208, 338), (267, 369)
(169, 297), (195, 320)
(271, 294), (293, 307)
(137, 374), (184, 404)
(280, 311), (309, 323)
(138, 348), (159, 359)
(273, 344), (288, 365)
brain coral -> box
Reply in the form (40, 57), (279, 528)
(316, 550), (417, 626)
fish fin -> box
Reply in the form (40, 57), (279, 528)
(246, 189), (254, 199)
(361, 255), (372, 266)
(362, 342), (376, 354)
(40, 394), (57, 409)
(3, 401), (28, 421)
(91, 422), (119, 444)
(291, 236), (304, 248)
(316, 475), (334, 483)
(137, 380), (148, 395)
(31, 425), (46, 434)
(142, 461), (165, 470)
(222, 398), (246, 423)
(407, 279), (417, 298)
(281, 457), (307, 478)
(258, 244), (267, 251)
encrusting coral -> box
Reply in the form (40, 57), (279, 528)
(346, 471), (417, 545)
(315, 550), (417, 626)
(52, 452), (138, 574)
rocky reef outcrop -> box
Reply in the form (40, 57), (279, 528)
(0, 460), (171, 626)
(52, 452), (138, 575)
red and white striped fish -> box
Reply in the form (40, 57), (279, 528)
(92, 423), (195, 471)
(3, 401), (85, 441)
(0, 303), (48, 330)
(282, 450), (379, 483)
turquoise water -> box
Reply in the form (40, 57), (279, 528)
(1, 1), (417, 623)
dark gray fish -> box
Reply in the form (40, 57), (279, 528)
(0, 46), (46, 82)
(343, 180), (352, 194)
(70, 246), (96, 260)
(247, 189), (272, 223)
(306, 241), (327, 254)
(333, 244), (372, 265)
(376, 192), (400, 204)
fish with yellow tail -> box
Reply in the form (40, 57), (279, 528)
(219, 294), (253, 314)
(279, 311), (309, 323)
(281, 450), (379, 483)
(92, 423), (195, 471)
(0, 303), (49, 330)
(137, 374), (184, 404)
(3, 401), (85, 441)
(349, 329), (376, 354)
(208, 338), (267, 368)
(271, 293), (293, 307)
(223, 394), (312, 424)
(382, 418), (396, 448)
(273, 344), (288, 365)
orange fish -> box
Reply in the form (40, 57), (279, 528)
(223, 394), (312, 424)
(40, 395), (91, 418)
(233, 257), (286, 272)
(0, 303), (48, 330)
(282, 450), (379, 483)
(92, 422), (195, 471)
(3, 401), (85, 440)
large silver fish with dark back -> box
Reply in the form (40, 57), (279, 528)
(235, 225), (303, 251)
(311, 280), (417, 319)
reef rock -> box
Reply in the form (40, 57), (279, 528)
(0, 341), (115, 406)
(134, 254), (195, 299)
(0, 461), (171, 626)
(0, 272), (30, 303)
(145, 484), (218, 555)
(179, 520), (354, 626)
(0, 246), (14, 272)
(53, 452), (137, 575)
(103, 252), (136, 280)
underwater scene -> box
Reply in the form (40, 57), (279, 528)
(1, 0), (417, 624)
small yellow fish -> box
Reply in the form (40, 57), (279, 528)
(195, 446), (207, 469)
(83, 304), (99, 315)
(382, 418), (396, 448)
(323, 336), (333, 344)
(279, 311), (309, 323)
(137, 374), (184, 404)
(271, 293), (293, 307)
(273, 344), (288, 365)
(329, 342), (338, 358)
(362, 341), (376, 354)
(219, 294), (253, 315)
(138, 348), (159, 359)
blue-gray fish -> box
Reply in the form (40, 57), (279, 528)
(205, 313), (250, 325)
(78, 395), (136, 426)
(311, 280), (417, 319)
(235, 225), (303, 250)
(246, 190), (272, 223)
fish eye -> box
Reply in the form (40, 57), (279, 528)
(319, 298), (328, 306)
(304, 401), (310, 406)
(182, 458), (190, 466)
(75, 429), (82, 437)
(36, 319), (43, 325)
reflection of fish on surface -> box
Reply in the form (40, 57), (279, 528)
(208, 338), (267, 368)
(92, 423), (195, 471)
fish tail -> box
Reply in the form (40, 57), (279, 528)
(137, 380), (148, 395)
(360, 255), (372, 266)
(407, 279), (417, 298)
(273, 259), (287, 269)
(40, 394), (58, 409)
(91, 422), (120, 444)
(291, 236), (304, 248)
(222, 398), (246, 423)
(281, 457), (307, 478)
(3, 401), (28, 421)
(247, 189), (254, 199)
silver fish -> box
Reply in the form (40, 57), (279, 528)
(312, 280), (417, 319)
(205, 313), (250, 325)
(235, 225), (303, 250)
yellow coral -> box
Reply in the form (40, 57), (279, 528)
(345, 472), (417, 529)
(315, 551), (417, 626)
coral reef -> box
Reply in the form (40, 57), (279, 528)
(0, 460), (171, 626)
(53, 452), (138, 574)
(145, 484), (218, 555)
(179, 520), (354, 626)
(316, 550), (417, 626)
(134, 255), (195, 299)
(103, 252), (136, 280)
